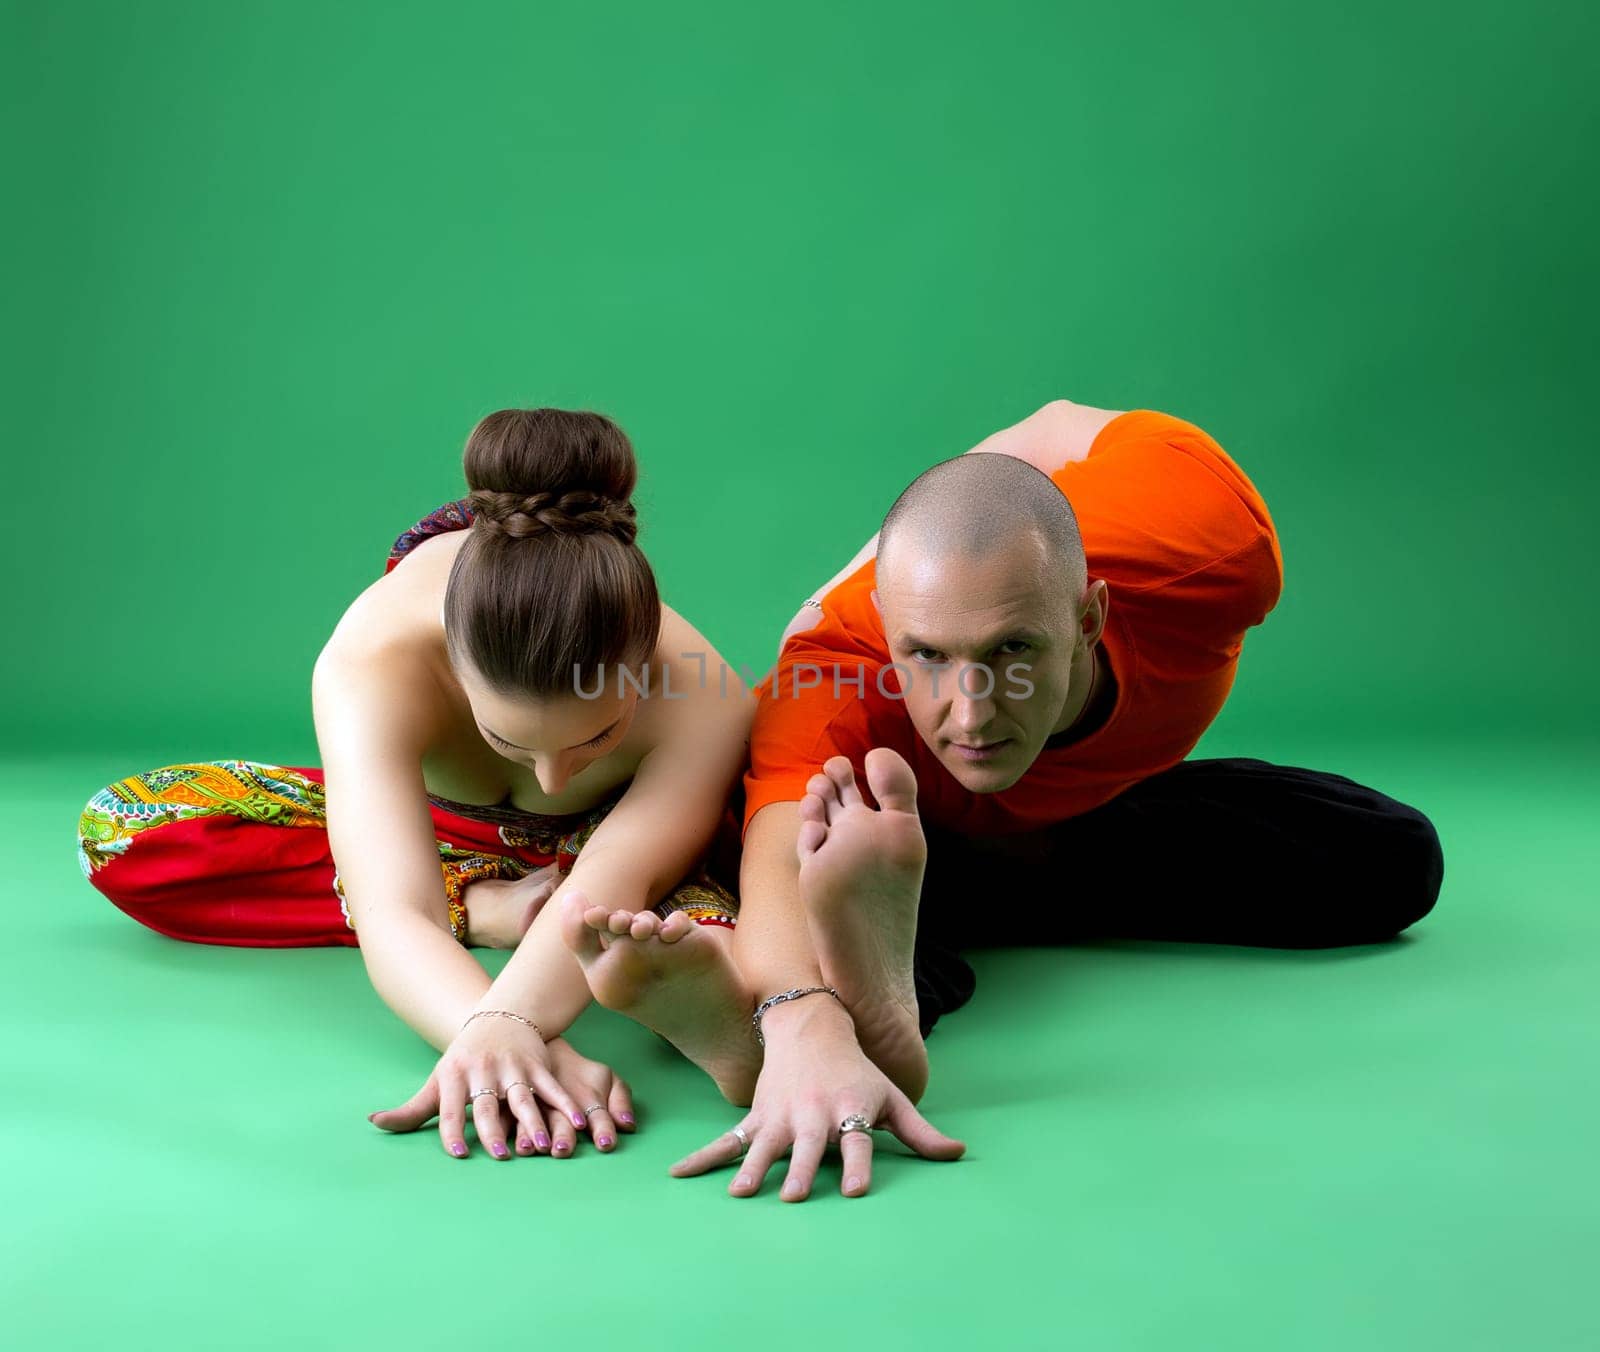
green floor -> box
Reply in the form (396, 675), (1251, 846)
(6, 735), (1596, 1351)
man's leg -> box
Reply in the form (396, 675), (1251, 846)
(913, 756), (1445, 1034)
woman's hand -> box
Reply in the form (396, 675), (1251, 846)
(368, 1017), (636, 1160)
(544, 1036), (637, 1150)
(463, 862), (563, 949)
(369, 1013), (588, 1159)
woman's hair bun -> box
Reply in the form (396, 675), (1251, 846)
(462, 409), (639, 542)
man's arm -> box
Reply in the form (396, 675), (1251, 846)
(675, 796), (958, 1201)
(730, 803), (830, 1002)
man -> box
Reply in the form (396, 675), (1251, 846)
(561, 398), (1444, 1201)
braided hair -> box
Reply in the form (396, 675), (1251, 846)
(444, 409), (661, 697)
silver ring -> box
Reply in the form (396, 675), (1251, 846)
(505, 1081), (535, 1096)
(583, 1103), (605, 1116)
(469, 1088), (499, 1100)
(838, 1113), (873, 1137)
(730, 1125), (750, 1155)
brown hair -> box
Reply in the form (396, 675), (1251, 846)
(443, 409), (661, 697)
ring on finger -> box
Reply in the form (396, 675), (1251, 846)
(838, 1113), (874, 1137)
(583, 1103), (605, 1115)
(730, 1125), (750, 1155)
(469, 1088), (499, 1100)
(505, 1081), (536, 1095)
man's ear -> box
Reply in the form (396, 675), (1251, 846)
(1081, 579), (1110, 645)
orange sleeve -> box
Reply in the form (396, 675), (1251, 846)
(741, 565), (888, 836)
(741, 664), (878, 836)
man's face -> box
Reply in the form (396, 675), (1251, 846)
(877, 532), (1087, 794)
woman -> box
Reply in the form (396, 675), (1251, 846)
(77, 408), (753, 1163)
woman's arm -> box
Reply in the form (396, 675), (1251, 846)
(312, 641), (493, 1050)
(480, 615), (756, 1035)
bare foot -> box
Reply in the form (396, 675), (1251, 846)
(797, 747), (930, 1100)
(464, 865), (561, 948)
(559, 890), (761, 1106)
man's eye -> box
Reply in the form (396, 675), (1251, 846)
(997, 640), (1031, 655)
(910, 648), (946, 663)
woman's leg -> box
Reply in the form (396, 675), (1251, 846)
(78, 761), (662, 949)
(913, 756), (1446, 1032)
(78, 761), (359, 947)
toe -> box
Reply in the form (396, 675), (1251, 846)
(559, 890), (604, 961)
(629, 911), (661, 940)
(658, 911), (694, 942)
(824, 755), (865, 807)
(797, 819), (827, 861)
(607, 909), (636, 936)
(864, 747), (919, 815)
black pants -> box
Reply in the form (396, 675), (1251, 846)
(912, 757), (1445, 1037)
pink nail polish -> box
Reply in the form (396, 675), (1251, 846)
(450, 1142), (467, 1157)
(571, 1113), (586, 1127)
(491, 1143), (509, 1158)
(535, 1132), (550, 1149)
(618, 1113), (635, 1125)
(846, 1176), (861, 1192)
(598, 1135), (613, 1148)
(518, 1138), (533, 1151)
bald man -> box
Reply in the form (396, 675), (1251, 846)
(562, 399), (1444, 1202)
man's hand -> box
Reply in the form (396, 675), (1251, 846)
(669, 998), (963, 1200)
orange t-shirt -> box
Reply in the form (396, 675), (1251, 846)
(742, 409), (1284, 838)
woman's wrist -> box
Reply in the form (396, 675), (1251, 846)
(460, 1007), (546, 1040)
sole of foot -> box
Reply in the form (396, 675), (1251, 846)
(559, 890), (760, 1106)
(797, 746), (930, 1099)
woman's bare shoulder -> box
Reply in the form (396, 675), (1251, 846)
(656, 601), (734, 667)
(322, 532), (461, 659)
(647, 602), (752, 733)
(314, 538), (462, 745)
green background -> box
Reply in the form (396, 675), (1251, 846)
(5, 2), (1596, 1349)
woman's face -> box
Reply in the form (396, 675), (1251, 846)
(457, 664), (641, 797)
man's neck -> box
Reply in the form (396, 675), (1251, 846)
(1043, 644), (1116, 751)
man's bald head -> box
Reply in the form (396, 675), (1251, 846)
(870, 451), (1105, 794)
(876, 452), (1086, 599)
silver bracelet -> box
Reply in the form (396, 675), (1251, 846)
(800, 598), (822, 610)
(751, 986), (840, 1046)
(462, 1008), (545, 1040)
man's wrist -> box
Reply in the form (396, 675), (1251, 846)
(756, 987), (857, 1043)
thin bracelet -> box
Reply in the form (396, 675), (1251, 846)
(800, 598), (822, 610)
(751, 986), (840, 1046)
(462, 1008), (545, 1040)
